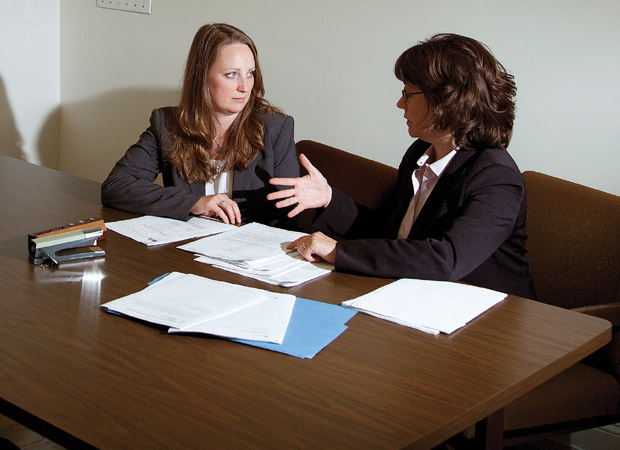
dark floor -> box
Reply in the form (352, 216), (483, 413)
(2, 414), (619, 449)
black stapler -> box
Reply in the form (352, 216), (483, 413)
(29, 226), (105, 267)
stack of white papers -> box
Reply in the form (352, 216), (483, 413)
(106, 215), (236, 246)
(178, 222), (333, 287)
(101, 272), (295, 343)
(342, 279), (507, 335)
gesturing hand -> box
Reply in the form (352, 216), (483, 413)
(267, 153), (332, 218)
(190, 194), (241, 224)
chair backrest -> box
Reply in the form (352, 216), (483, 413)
(523, 171), (620, 309)
(295, 140), (397, 209)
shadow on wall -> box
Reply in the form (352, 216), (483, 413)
(37, 106), (60, 170)
(0, 75), (25, 161)
(54, 87), (180, 182)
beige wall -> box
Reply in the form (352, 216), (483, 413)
(7, 0), (620, 195)
(0, 1), (60, 169)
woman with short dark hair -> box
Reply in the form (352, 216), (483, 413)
(102, 23), (299, 226)
(395, 33), (517, 151)
(269, 33), (536, 299)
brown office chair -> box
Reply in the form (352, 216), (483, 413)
(295, 140), (397, 210)
(294, 140), (398, 231)
(498, 172), (620, 445)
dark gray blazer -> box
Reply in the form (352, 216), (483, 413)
(101, 107), (300, 226)
(313, 139), (537, 299)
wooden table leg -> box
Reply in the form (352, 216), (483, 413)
(475, 408), (505, 450)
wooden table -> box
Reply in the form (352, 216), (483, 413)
(0, 155), (611, 449)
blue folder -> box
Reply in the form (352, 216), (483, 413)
(234, 298), (357, 359)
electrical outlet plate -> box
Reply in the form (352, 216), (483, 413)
(96, 0), (152, 15)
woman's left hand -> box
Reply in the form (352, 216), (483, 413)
(190, 194), (241, 224)
(288, 232), (337, 264)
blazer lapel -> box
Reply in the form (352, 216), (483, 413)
(410, 149), (477, 236)
(171, 168), (205, 195)
(383, 141), (428, 236)
(233, 157), (258, 192)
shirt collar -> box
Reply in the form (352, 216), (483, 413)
(416, 145), (460, 177)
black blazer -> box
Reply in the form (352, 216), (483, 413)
(313, 139), (537, 299)
(101, 107), (300, 226)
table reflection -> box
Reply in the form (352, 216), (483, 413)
(32, 258), (106, 323)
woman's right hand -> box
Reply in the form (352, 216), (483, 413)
(190, 194), (241, 224)
(287, 232), (337, 264)
(267, 153), (332, 218)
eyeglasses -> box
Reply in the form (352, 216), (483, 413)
(401, 89), (423, 103)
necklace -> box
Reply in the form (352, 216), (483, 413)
(214, 137), (224, 154)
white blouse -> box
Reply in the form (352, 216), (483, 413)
(205, 162), (233, 197)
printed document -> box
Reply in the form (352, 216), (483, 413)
(179, 222), (333, 286)
(195, 253), (333, 287)
(178, 222), (303, 264)
(106, 215), (236, 246)
(342, 279), (506, 335)
(101, 272), (295, 343)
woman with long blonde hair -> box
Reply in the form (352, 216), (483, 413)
(103, 23), (299, 226)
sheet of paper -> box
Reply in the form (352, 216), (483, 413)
(342, 279), (506, 335)
(169, 292), (295, 344)
(101, 272), (269, 329)
(106, 215), (236, 246)
(234, 298), (357, 359)
(225, 252), (307, 275)
(178, 222), (306, 264)
(180, 222), (333, 286)
(195, 253), (333, 287)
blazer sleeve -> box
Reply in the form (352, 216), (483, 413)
(309, 140), (425, 239)
(101, 108), (203, 220)
(309, 188), (379, 238)
(334, 159), (526, 282)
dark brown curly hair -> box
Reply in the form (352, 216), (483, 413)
(167, 23), (280, 183)
(395, 33), (516, 150)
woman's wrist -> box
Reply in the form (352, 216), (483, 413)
(323, 186), (333, 208)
